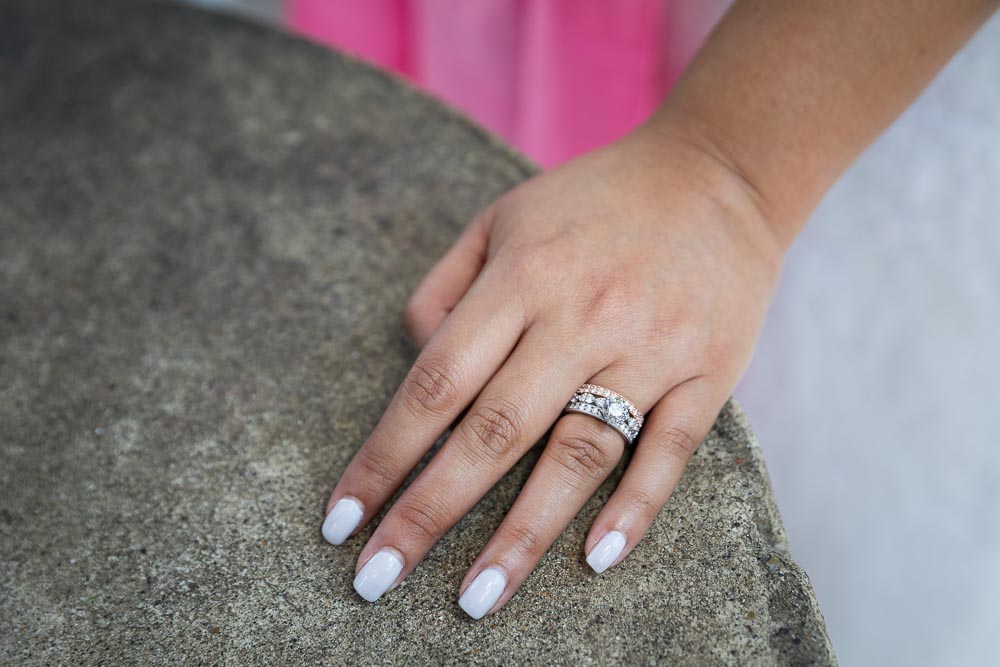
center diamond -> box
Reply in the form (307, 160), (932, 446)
(607, 400), (626, 420)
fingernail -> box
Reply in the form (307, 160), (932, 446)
(586, 531), (627, 574)
(459, 567), (507, 620)
(322, 497), (364, 545)
(353, 549), (404, 602)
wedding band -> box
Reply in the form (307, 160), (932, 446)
(564, 383), (644, 445)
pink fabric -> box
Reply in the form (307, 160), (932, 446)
(286, 1), (711, 167)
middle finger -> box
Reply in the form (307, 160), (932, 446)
(456, 369), (664, 619)
(351, 322), (594, 602)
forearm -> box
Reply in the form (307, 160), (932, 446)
(648, 0), (999, 248)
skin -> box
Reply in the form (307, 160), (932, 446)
(324, 0), (1000, 617)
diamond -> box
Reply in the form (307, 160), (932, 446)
(608, 400), (626, 420)
(580, 393), (593, 404)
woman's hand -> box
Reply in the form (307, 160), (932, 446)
(321, 120), (786, 618)
(314, 0), (994, 622)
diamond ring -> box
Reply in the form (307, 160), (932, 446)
(563, 383), (644, 445)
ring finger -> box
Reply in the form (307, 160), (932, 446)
(455, 366), (668, 619)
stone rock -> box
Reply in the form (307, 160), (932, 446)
(0, 1), (836, 664)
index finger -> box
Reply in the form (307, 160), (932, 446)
(321, 268), (524, 545)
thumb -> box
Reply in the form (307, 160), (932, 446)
(404, 212), (492, 348)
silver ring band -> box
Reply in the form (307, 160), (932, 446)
(563, 383), (644, 445)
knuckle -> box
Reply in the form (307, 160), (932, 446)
(461, 399), (525, 460)
(549, 428), (620, 482)
(655, 423), (700, 461)
(574, 272), (632, 327)
(499, 244), (560, 289)
(394, 495), (450, 543)
(645, 311), (689, 349)
(353, 444), (398, 491)
(400, 353), (462, 417)
(495, 521), (546, 561)
(621, 487), (658, 518)
(495, 258), (534, 299)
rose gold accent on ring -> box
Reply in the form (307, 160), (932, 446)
(576, 384), (644, 428)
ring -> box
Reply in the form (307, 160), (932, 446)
(563, 383), (644, 445)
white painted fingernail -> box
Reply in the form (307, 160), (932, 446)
(459, 567), (507, 620)
(586, 531), (627, 574)
(353, 549), (404, 602)
(322, 497), (364, 545)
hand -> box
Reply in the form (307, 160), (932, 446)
(320, 120), (785, 618)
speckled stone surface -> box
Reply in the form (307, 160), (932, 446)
(0, 1), (835, 664)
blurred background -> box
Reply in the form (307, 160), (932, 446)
(183, 1), (1000, 664)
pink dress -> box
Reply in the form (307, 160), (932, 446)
(286, 1), (726, 167)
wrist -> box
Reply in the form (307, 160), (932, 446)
(616, 113), (790, 278)
(635, 104), (806, 257)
